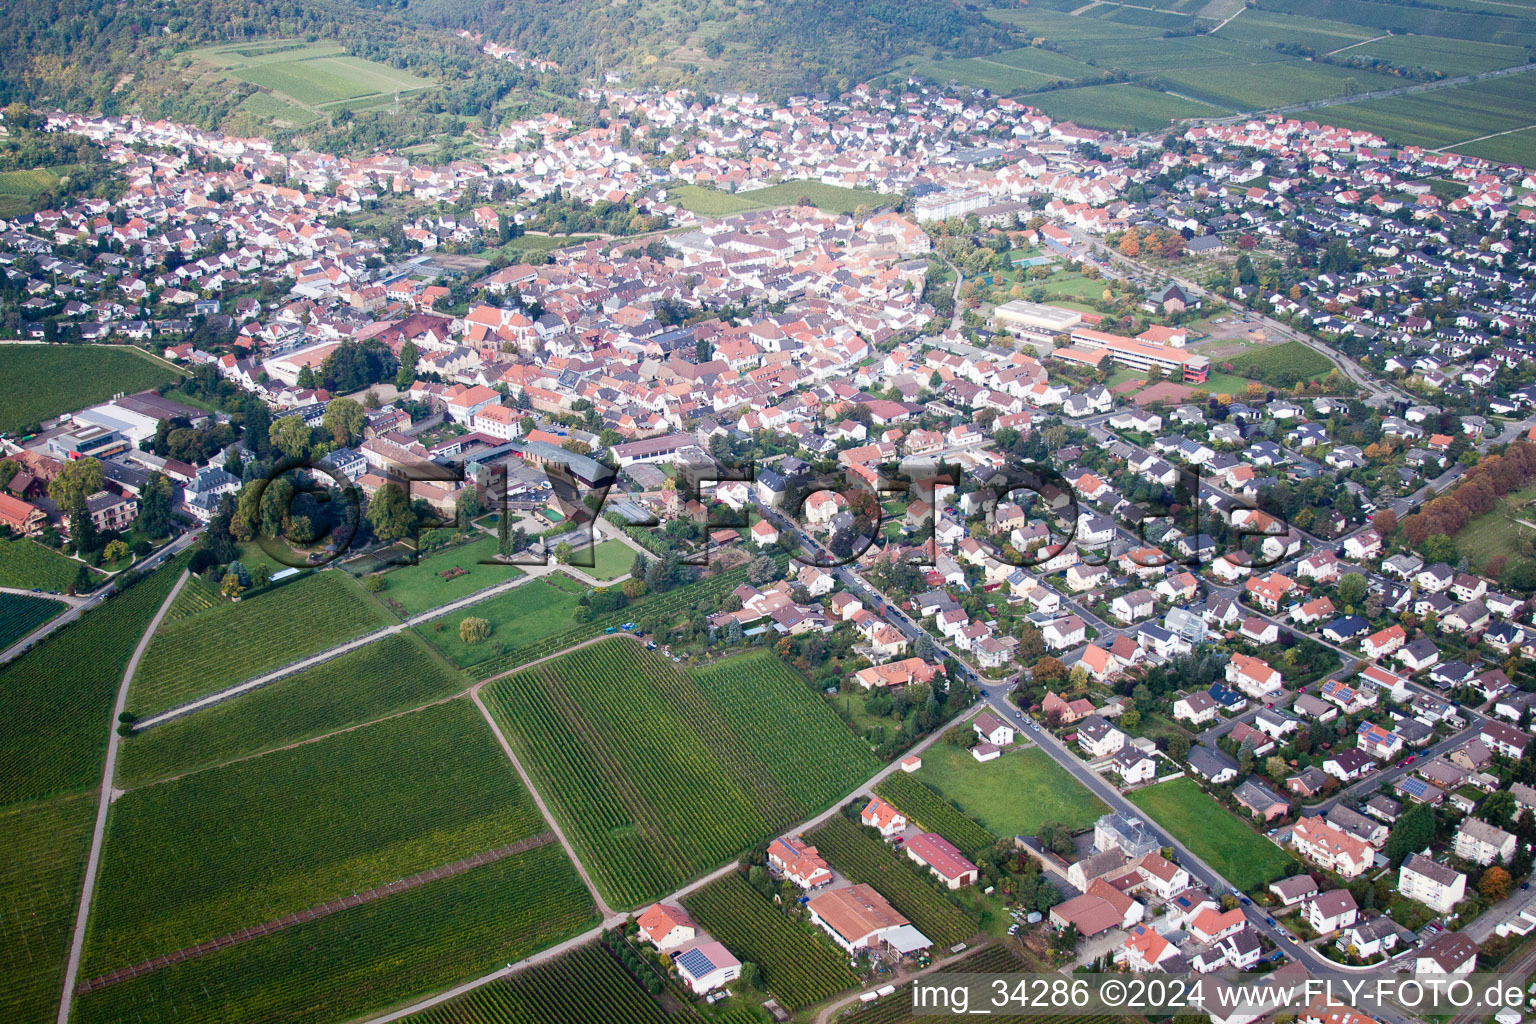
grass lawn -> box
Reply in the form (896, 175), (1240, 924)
(577, 539), (634, 581)
(0, 536), (101, 591)
(916, 742), (1107, 837)
(0, 592), (67, 650)
(0, 345), (182, 433)
(372, 534), (524, 617)
(416, 577), (583, 667)
(1127, 776), (1297, 891)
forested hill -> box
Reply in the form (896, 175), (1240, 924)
(412, 0), (1012, 97)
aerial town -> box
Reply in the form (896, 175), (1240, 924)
(6, 60), (1536, 1024)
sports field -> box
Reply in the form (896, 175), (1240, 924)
(669, 180), (892, 216)
(87, 698), (550, 974)
(580, 539), (634, 580)
(483, 643), (878, 907)
(1127, 777), (1297, 891)
(0, 345), (182, 434)
(914, 742), (1108, 838)
(186, 40), (435, 121)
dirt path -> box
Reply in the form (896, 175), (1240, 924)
(470, 685), (617, 922)
(56, 570), (188, 1024)
(75, 832), (556, 995)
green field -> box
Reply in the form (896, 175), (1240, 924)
(402, 943), (672, 1024)
(1214, 9), (1378, 53)
(1127, 777), (1297, 891)
(1307, 71), (1536, 166)
(188, 40), (434, 116)
(465, 564), (754, 679)
(0, 537), (104, 592)
(1226, 340), (1338, 386)
(72, 842), (595, 1024)
(417, 576), (583, 668)
(875, 770), (998, 858)
(580, 539), (634, 581)
(483, 643), (879, 907)
(683, 873), (858, 1011)
(0, 557), (185, 806)
(805, 814), (980, 947)
(0, 165), (74, 218)
(914, 743), (1108, 838)
(87, 698), (548, 974)
(234, 90), (320, 126)
(117, 633), (467, 788)
(0, 345), (182, 434)
(0, 592), (66, 650)
(371, 534), (525, 617)
(1029, 85), (1228, 131)
(1351, 34), (1531, 75)
(669, 180), (893, 216)
(128, 570), (393, 716)
(0, 792), (96, 1024)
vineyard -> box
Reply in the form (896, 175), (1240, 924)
(469, 565), (751, 679)
(805, 815), (978, 948)
(0, 535), (101, 591)
(682, 873), (857, 1012)
(72, 841), (597, 1024)
(0, 556), (186, 806)
(874, 771), (998, 857)
(128, 569), (394, 716)
(693, 651), (879, 811)
(86, 699), (548, 974)
(116, 633), (468, 787)
(402, 942), (672, 1024)
(162, 575), (219, 621)
(481, 639), (875, 907)
(0, 792), (96, 1024)
(0, 592), (65, 650)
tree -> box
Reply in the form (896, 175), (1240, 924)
(726, 619), (745, 644)
(1265, 755), (1288, 780)
(747, 554), (777, 585)
(48, 457), (104, 508)
(1033, 657), (1067, 684)
(1421, 533), (1459, 566)
(269, 414), (312, 459)
(1481, 865), (1513, 902)
(1337, 572), (1368, 609)
(459, 616), (491, 644)
(322, 398), (366, 446)
(1383, 802), (1436, 865)
(554, 541), (573, 564)
(456, 485), (485, 524)
(137, 472), (175, 537)
(220, 571), (247, 600)
(1118, 230), (1140, 257)
(739, 962), (761, 991)
(102, 539), (129, 563)
(67, 493), (97, 556)
(366, 483), (415, 542)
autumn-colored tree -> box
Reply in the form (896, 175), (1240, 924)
(1288, 284), (1303, 300)
(1119, 230), (1141, 257)
(1481, 865), (1512, 902)
(1033, 656), (1068, 684)
(1245, 382), (1266, 399)
(1161, 233), (1185, 259)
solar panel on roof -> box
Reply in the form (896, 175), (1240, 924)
(676, 947), (715, 977)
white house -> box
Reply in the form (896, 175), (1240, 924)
(674, 941), (742, 994)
